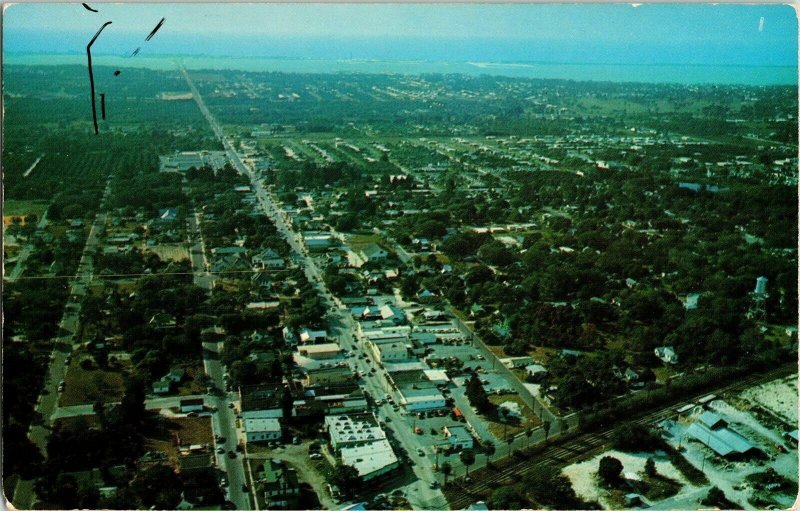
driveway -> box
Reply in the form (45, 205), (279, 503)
(248, 443), (339, 510)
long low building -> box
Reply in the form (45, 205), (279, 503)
(686, 410), (758, 458)
(324, 413), (387, 450)
(244, 418), (282, 443)
(339, 439), (399, 481)
(298, 343), (342, 359)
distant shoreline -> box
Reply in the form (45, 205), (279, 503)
(4, 53), (797, 86)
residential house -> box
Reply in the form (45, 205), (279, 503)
(149, 313), (177, 331)
(152, 378), (172, 394)
(252, 248), (285, 270)
(211, 252), (251, 276)
(358, 243), (388, 264)
(654, 346), (679, 365)
(524, 364), (548, 381)
(259, 459), (300, 508)
(157, 208), (179, 223)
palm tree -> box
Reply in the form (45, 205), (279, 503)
(441, 462), (453, 487)
(524, 428), (533, 449)
(543, 420), (551, 441)
(484, 442), (496, 465)
(460, 449), (476, 478)
(507, 436), (514, 456)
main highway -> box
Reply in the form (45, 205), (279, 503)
(180, 63), (448, 510)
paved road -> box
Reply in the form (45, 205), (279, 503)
(177, 100), (253, 509)
(180, 63), (448, 510)
(5, 209), (49, 282)
(50, 394), (208, 420)
(249, 443), (339, 510)
(182, 179), (251, 509)
(184, 187), (215, 290)
(13, 182), (111, 509)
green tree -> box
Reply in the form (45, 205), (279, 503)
(460, 449), (476, 478)
(465, 373), (493, 414)
(131, 464), (183, 509)
(489, 486), (527, 509)
(598, 456), (624, 487)
(644, 457), (657, 478)
(484, 442), (496, 465)
(441, 462), (453, 486)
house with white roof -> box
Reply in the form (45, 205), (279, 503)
(244, 418), (282, 443)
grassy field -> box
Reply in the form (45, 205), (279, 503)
(143, 416), (214, 463)
(177, 365), (209, 396)
(4, 199), (49, 217)
(486, 394), (542, 439)
(146, 244), (189, 262)
(346, 233), (381, 250)
(3, 200), (48, 224)
(54, 415), (100, 432)
(59, 354), (129, 406)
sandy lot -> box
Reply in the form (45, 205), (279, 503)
(562, 449), (690, 507)
(740, 375), (798, 425)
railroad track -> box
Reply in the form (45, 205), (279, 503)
(447, 365), (795, 509)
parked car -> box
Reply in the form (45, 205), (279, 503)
(417, 448), (425, 456)
(309, 453), (323, 460)
(217, 447), (225, 454)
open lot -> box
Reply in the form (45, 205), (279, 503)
(486, 394), (541, 439)
(563, 449), (691, 509)
(659, 388), (798, 509)
(146, 243), (190, 262)
(739, 374), (798, 425)
(143, 415), (214, 464)
(59, 354), (130, 406)
(3, 199), (48, 221)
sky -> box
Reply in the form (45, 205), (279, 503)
(4, 3), (798, 66)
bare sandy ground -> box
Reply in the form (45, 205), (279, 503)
(740, 375), (798, 424)
(562, 449), (690, 507)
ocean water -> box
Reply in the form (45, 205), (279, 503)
(4, 53), (797, 86)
